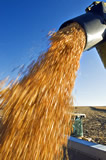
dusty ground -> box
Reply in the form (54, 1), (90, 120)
(74, 106), (106, 145)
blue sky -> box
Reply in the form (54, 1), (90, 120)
(0, 0), (106, 106)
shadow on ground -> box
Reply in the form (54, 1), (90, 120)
(90, 107), (106, 113)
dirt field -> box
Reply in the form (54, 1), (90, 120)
(0, 107), (106, 146)
(0, 106), (106, 146)
(74, 106), (106, 145)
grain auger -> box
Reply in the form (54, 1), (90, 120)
(60, 1), (106, 68)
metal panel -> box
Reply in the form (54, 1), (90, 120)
(67, 136), (106, 160)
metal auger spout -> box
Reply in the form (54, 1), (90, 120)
(59, 1), (106, 68)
